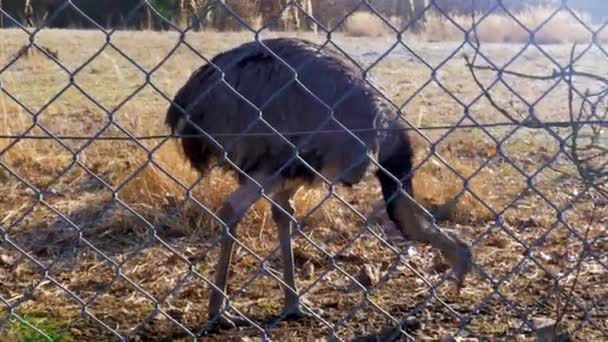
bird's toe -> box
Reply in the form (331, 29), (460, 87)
(201, 312), (250, 333)
(281, 304), (318, 321)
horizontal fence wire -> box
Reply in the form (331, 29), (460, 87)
(0, 0), (607, 341)
(0, 119), (607, 140)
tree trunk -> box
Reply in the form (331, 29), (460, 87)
(282, 0), (300, 31)
(177, 0), (194, 29)
(24, 0), (33, 27)
(301, 0), (317, 33)
(259, 0), (281, 29)
(395, 0), (414, 22)
(145, 5), (153, 30)
(189, 0), (202, 31)
(411, 0), (428, 31)
(212, 0), (229, 30)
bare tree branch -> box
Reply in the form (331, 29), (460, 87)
(465, 26), (607, 197)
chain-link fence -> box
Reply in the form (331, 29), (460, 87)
(1, 0), (607, 340)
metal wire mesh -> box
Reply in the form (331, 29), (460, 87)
(0, 0), (607, 340)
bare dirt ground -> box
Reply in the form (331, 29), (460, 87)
(1, 29), (607, 341)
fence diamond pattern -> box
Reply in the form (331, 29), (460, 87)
(0, 0), (607, 341)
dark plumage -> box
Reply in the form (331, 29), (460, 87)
(166, 37), (404, 186)
(166, 38), (472, 331)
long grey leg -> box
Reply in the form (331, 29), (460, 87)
(376, 164), (472, 289)
(271, 188), (298, 309)
(271, 186), (313, 319)
(389, 190), (472, 288)
(207, 179), (267, 328)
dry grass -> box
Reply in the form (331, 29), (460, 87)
(345, 7), (608, 44)
(344, 11), (393, 38)
(0, 28), (607, 341)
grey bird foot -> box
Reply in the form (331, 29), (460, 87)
(206, 312), (250, 331)
(281, 304), (317, 321)
(445, 236), (473, 290)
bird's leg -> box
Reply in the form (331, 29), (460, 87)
(271, 186), (314, 320)
(389, 190), (472, 288)
(376, 163), (472, 288)
(207, 180), (264, 329)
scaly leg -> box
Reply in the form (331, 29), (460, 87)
(387, 189), (472, 288)
(376, 141), (473, 288)
(207, 178), (267, 329)
(271, 186), (314, 320)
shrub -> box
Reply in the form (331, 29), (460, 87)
(420, 6), (599, 44)
(344, 11), (391, 37)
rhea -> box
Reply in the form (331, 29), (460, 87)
(166, 38), (472, 329)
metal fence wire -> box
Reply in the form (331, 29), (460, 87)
(1, 0), (607, 340)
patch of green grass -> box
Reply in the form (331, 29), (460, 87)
(6, 312), (70, 342)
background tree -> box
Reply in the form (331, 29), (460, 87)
(1, 0), (606, 29)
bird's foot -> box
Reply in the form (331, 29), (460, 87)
(443, 233), (473, 290)
(281, 303), (317, 321)
(204, 311), (250, 332)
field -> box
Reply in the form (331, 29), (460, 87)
(1, 24), (607, 341)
